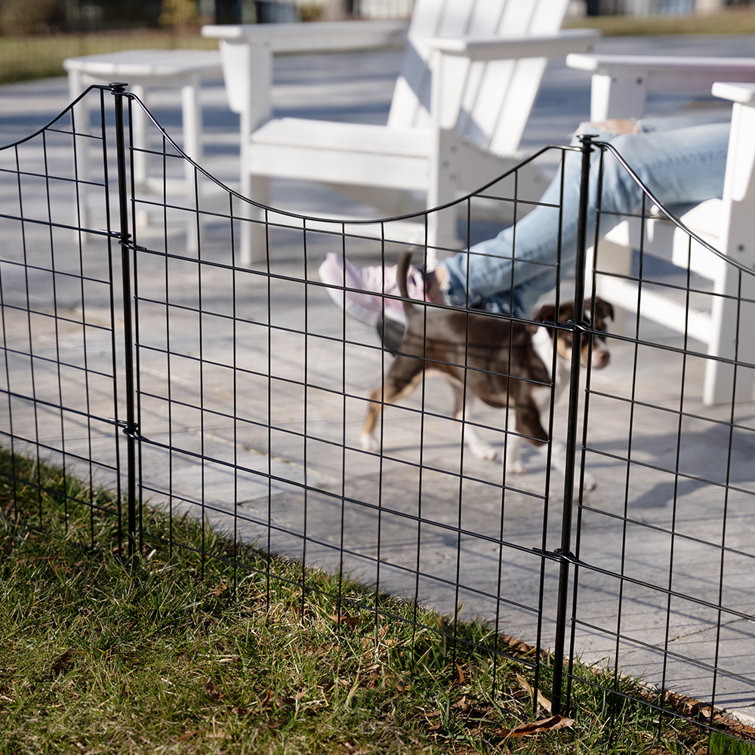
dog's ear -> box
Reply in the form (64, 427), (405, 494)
(529, 304), (556, 333)
(590, 297), (614, 322)
(533, 303), (556, 323)
(558, 301), (576, 323)
(583, 297), (614, 322)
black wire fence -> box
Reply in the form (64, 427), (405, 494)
(1, 85), (754, 744)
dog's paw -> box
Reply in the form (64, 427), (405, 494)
(582, 472), (598, 492)
(482, 447), (500, 462)
(467, 440), (499, 462)
(360, 432), (379, 453)
(507, 460), (527, 475)
(568, 471), (597, 496)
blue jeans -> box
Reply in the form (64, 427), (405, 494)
(440, 118), (731, 317)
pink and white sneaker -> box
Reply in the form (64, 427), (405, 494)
(317, 252), (426, 326)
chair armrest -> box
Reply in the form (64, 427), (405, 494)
(202, 20), (407, 53)
(566, 53), (755, 120)
(713, 81), (755, 106)
(428, 29), (600, 62)
(203, 20), (408, 127)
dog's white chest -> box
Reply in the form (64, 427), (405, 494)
(531, 325), (570, 403)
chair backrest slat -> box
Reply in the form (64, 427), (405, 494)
(388, 0), (570, 154)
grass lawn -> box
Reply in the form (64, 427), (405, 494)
(563, 5), (755, 35)
(0, 29), (218, 85)
(0, 6), (755, 86)
(2, 448), (753, 753)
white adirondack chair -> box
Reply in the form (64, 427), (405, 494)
(566, 54), (755, 405)
(203, 0), (599, 263)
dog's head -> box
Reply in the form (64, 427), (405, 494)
(533, 298), (613, 369)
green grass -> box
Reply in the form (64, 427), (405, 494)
(0, 5), (754, 86)
(564, 5), (755, 35)
(0, 29), (218, 85)
(711, 731), (755, 755)
(0, 447), (749, 753)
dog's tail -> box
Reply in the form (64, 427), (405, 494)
(396, 251), (417, 318)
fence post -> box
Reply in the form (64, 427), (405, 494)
(551, 134), (596, 715)
(111, 83), (139, 559)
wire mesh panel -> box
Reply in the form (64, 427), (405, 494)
(123, 104), (576, 701)
(567, 141), (755, 728)
(0, 86), (124, 543)
(1, 88), (754, 745)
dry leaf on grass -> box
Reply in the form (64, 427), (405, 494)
(177, 728), (201, 742)
(516, 673), (553, 714)
(204, 679), (225, 701)
(501, 714), (574, 738)
(455, 663), (466, 684)
(50, 649), (75, 676)
(328, 613), (361, 627)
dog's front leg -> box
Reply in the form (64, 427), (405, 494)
(506, 395), (547, 477)
(452, 385), (498, 461)
(544, 441), (598, 493)
(503, 410), (527, 475)
(504, 431), (527, 475)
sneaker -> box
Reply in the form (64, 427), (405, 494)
(318, 252), (425, 327)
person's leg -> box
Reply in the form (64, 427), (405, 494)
(440, 121), (730, 317)
(319, 121), (730, 324)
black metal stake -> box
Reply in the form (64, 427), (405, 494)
(111, 83), (139, 559)
(551, 134), (595, 715)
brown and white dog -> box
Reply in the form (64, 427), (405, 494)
(361, 253), (613, 491)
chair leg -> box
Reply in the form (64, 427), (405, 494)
(240, 175), (270, 266)
(587, 238), (632, 334)
(703, 276), (755, 405)
(71, 84), (93, 235)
